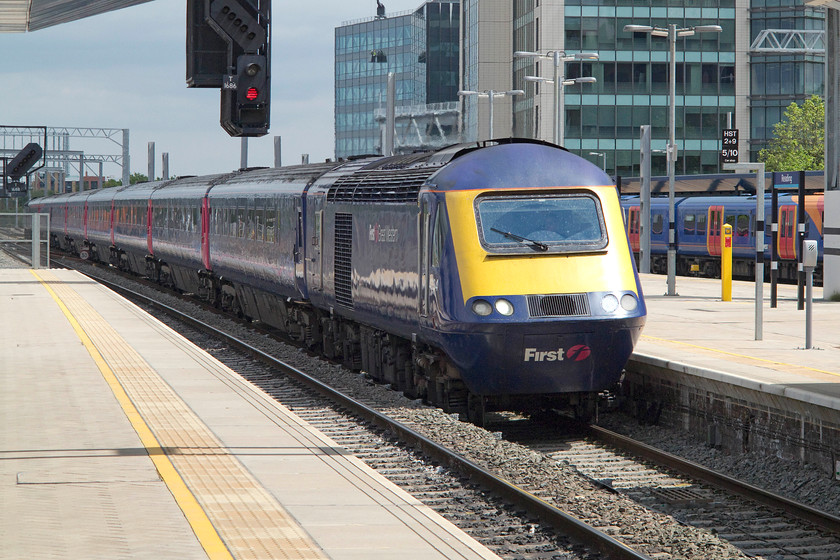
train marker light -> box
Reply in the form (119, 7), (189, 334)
(246, 87), (259, 101)
(620, 294), (638, 312)
(472, 299), (492, 316)
(601, 294), (619, 313)
(495, 299), (514, 316)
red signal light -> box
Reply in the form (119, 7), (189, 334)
(246, 87), (259, 101)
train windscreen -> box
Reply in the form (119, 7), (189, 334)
(475, 193), (608, 254)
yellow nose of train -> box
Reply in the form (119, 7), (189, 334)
(422, 142), (646, 396)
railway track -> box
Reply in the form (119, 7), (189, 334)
(505, 417), (840, 559)
(56, 256), (840, 559)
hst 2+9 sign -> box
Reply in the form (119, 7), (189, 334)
(721, 128), (739, 164)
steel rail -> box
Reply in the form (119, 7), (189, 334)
(588, 424), (840, 535)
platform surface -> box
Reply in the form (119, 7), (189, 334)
(0, 267), (501, 560)
(634, 273), (840, 410)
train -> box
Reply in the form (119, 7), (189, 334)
(621, 192), (825, 283)
(28, 139), (647, 423)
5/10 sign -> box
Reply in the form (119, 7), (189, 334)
(721, 128), (738, 164)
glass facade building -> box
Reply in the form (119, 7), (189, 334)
(335, 1), (460, 160)
(425, 0), (460, 104)
(511, 0), (738, 177)
(505, 0), (826, 177)
(335, 11), (424, 159)
(749, 0), (825, 160)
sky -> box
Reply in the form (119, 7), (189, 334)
(0, 0), (423, 179)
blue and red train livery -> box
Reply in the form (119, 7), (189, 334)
(622, 193), (824, 282)
(29, 140), (646, 422)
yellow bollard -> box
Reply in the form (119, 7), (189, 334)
(721, 223), (732, 301)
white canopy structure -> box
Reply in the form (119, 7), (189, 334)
(0, 0), (153, 32)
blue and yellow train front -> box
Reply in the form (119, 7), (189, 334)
(426, 143), (646, 398)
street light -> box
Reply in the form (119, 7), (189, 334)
(622, 23), (722, 296)
(458, 89), (525, 139)
(514, 51), (598, 145)
(588, 151), (606, 170)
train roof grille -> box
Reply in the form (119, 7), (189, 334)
(327, 169), (437, 202)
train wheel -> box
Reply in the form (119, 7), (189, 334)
(79, 249), (90, 260)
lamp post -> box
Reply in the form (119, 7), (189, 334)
(623, 23), (722, 296)
(514, 51), (598, 146)
(458, 89), (525, 139)
(589, 151), (606, 170)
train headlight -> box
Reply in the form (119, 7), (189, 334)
(620, 294), (638, 312)
(472, 299), (493, 316)
(494, 299), (514, 316)
(600, 294), (619, 313)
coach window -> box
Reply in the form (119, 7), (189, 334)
(737, 214), (749, 237)
(229, 206), (237, 237)
(696, 213), (706, 235)
(265, 206), (276, 243)
(725, 214), (736, 232)
(683, 214), (695, 235)
(652, 213), (663, 235)
(247, 206), (256, 240)
(237, 203), (246, 238)
(276, 206), (282, 244)
(255, 206), (265, 242)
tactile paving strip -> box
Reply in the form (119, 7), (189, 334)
(34, 270), (327, 560)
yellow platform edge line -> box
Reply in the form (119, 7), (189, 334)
(641, 333), (840, 379)
(31, 270), (234, 560)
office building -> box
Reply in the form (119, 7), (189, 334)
(334, 1), (460, 159)
(464, 0), (824, 177)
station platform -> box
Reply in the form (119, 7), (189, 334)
(0, 268), (501, 560)
(632, 272), (840, 411)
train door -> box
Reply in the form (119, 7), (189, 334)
(110, 200), (116, 246)
(418, 195), (431, 318)
(294, 196), (309, 296)
(627, 206), (640, 252)
(201, 193), (211, 271)
(707, 205), (724, 256)
(305, 194), (325, 295)
(147, 199), (154, 256)
(778, 205), (797, 260)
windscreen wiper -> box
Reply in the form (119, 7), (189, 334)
(490, 227), (549, 252)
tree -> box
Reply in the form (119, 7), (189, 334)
(103, 173), (148, 187)
(129, 172), (149, 184)
(758, 95), (824, 172)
